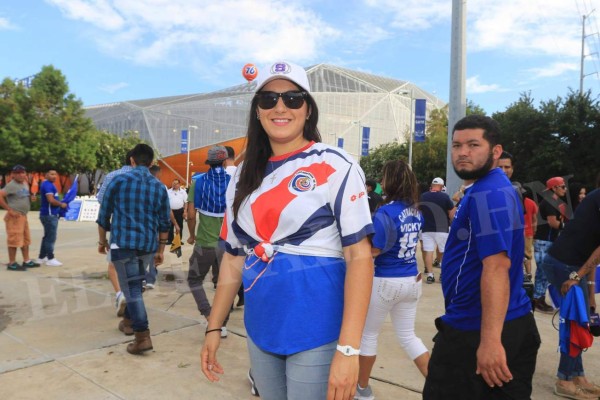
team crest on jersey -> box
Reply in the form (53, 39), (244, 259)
(288, 170), (316, 193)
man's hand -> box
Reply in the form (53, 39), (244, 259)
(174, 224), (181, 235)
(476, 340), (512, 387)
(6, 209), (20, 218)
(97, 242), (108, 255)
(187, 235), (196, 245)
(154, 252), (164, 266)
(60, 202), (67, 209)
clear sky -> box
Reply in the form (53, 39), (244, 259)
(2, 0), (599, 115)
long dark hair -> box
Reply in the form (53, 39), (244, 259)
(381, 160), (419, 206)
(233, 86), (322, 217)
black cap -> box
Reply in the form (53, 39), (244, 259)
(12, 165), (26, 172)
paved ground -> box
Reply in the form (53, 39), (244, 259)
(0, 211), (598, 399)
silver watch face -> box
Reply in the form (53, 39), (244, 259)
(570, 272), (579, 280)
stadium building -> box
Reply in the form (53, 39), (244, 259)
(85, 64), (446, 186)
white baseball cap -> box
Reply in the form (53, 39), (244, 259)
(431, 177), (444, 185)
(255, 61), (311, 93)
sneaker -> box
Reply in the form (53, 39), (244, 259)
(426, 274), (435, 284)
(34, 257), (48, 264)
(248, 369), (259, 397)
(354, 384), (375, 400)
(22, 260), (41, 268)
(45, 258), (63, 267)
(433, 259), (440, 268)
(221, 327), (228, 338)
(7, 262), (27, 271)
(145, 283), (155, 290)
(115, 292), (126, 317)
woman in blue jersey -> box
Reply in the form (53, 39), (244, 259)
(355, 160), (430, 400)
(200, 61), (374, 400)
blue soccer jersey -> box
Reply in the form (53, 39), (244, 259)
(441, 168), (531, 331)
(39, 180), (60, 216)
(372, 201), (422, 278)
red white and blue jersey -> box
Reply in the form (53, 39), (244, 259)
(220, 141), (373, 355)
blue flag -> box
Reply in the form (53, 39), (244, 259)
(414, 99), (426, 143)
(58, 175), (79, 218)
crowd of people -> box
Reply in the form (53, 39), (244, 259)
(2, 60), (600, 400)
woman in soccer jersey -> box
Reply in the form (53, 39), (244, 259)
(355, 160), (430, 400)
(200, 61), (374, 400)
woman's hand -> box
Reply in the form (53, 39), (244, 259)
(561, 279), (580, 295)
(201, 333), (224, 382)
(327, 351), (359, 400)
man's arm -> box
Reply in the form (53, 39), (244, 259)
(0, 189), (20, 218)
(186, 200), (196, 244)
(155, 189), (172, 266)
(562, 245), (600, 295)
(448, 206), (457, 221)
(477, 251), (513, 388)
(45, 193), (67, 208)
(546, 215), (562, 230)
(97, 226), (109, 254)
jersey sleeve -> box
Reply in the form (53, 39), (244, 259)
(328, 157), (374, 247)
(445, 195), (455, 211)
(371, 209), (397, 253)
(219, 165), (245, 256)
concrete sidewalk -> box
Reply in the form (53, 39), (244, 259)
(0, 211), (598, 399)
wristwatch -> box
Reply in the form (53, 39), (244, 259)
(569, 271), (581, 281)
(336, 344), (360, 356)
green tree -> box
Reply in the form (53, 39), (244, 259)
(411, 106), (449, 184)
(85, 130), (144, 194)
(542, 90), (600, 186)
(492, 91), (600, 186)
(360, 142), (408, 182)
(0, 65), (98, 189)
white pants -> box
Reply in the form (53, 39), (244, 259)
(421, 231), (449, 252)
(359, 275), (428, 360)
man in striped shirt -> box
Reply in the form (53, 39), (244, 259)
(97, 144), (170, 355)
(186, 145), (231, 337)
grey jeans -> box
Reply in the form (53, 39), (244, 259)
(247, 337), (337, 400)
(187, 245), (228, 325)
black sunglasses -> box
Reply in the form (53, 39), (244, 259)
(256, 91), (307, 110)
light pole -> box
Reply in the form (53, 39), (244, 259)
(399, 89), (414, 167)
(328, 132), (337, 147)
(186, 125), (198, 187)
(351, 120), (361, 158)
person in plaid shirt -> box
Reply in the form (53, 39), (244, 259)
(96, 143), (170, 355)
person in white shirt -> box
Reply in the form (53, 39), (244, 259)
(167, 179), (188, 244)
(224, 146), (237, 177)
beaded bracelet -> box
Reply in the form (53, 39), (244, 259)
(205, 328), (222, 336)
